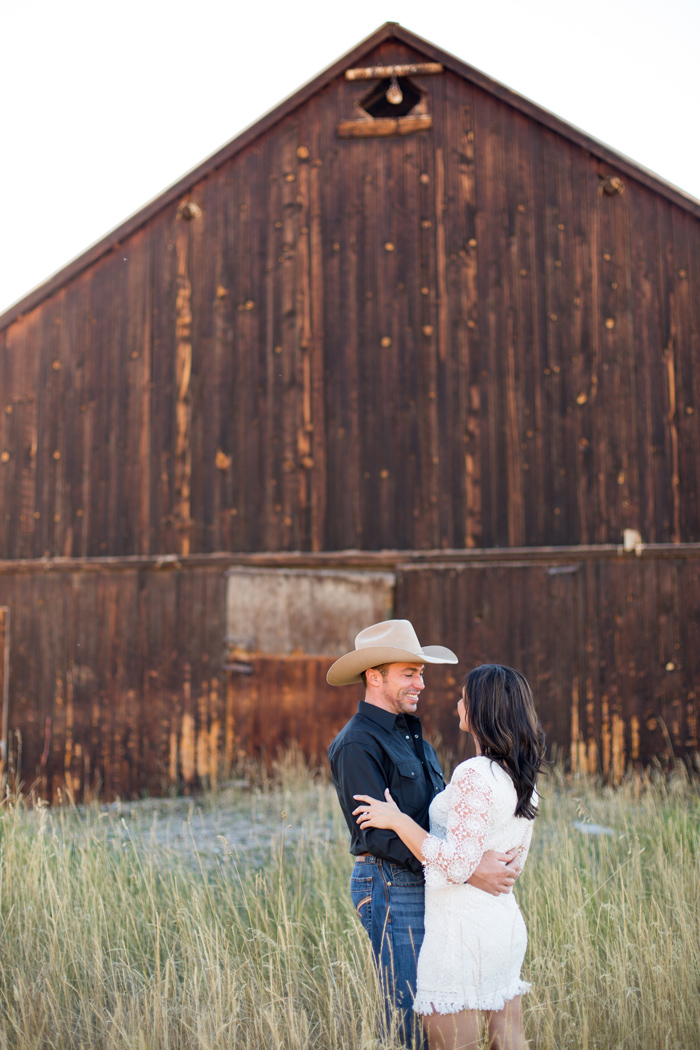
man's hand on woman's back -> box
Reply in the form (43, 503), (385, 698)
(467, 850), (521, 895)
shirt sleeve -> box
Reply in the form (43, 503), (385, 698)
(331, 739), (423, 874)
(420, 764), (493, 887)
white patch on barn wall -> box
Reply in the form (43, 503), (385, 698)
(224, 568), (395, 656)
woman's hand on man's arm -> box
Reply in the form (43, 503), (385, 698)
(352, 787), (522, 890)
(352, 790), (429, 862)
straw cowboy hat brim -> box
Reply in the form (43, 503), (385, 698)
(326, 619), (458, 686)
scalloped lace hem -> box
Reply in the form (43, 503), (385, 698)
(413, 982), (531, 1015)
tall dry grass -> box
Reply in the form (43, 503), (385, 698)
(0, 758), (698, 1049)
(518, 766), (700, 1050)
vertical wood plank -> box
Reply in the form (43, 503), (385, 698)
(677, 559), (700, 752)
(525, 118), (549, 544)
(442, 72), (474, 548)
(499, 104), (525, 546)
(414, 99), (439, 548)
(655, 198), (679, 542)
(670, 208), (698, 540)
(0, 607), (9, 778)
(568, 146), (596, 543)
(511, 110), (537, 545)
(473, 89), (509, 547)
(684, 206), (700, 541)
(432, 72), (457, 549)
(173, 209), (194, 556)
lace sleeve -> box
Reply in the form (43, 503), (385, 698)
(420, 765), (492, 888)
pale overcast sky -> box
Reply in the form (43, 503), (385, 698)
(1, 0), (698, 316)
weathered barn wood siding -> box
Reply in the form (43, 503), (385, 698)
(0, 565), (229, 799)
(396, 558), (700, 779)
(1, 23), (698, 795)
(1, 39), (698, 559)
(225, 656), (356, 767)
(1, 548), (697, 798)
(0, 607), (9, 776)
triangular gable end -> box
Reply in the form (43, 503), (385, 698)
(2, 20), (698, 330)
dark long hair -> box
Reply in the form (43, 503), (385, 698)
(463, 664), (546, 820)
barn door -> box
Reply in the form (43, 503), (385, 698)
(394, 563), (581, 766)
(224, 568), (395, 764)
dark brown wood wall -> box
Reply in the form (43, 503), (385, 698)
(235, 558), (699, 781)
(398, 557), (700, 780)
(1, 40), (698, 559)
(1, 549), (698, 799)
(0, 564), (232, 799)
(0, 558), (364, 800)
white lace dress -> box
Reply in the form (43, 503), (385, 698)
(414, 756), (536, 1015)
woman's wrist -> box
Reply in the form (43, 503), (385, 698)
(390, 811), (429, 862)
(393, 812), (413, 835)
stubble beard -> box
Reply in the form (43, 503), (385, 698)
(384, 687), (420, 716)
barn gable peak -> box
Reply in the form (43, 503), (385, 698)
(1, 20), (698, 331)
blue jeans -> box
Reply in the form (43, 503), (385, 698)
(350, 855), (426, 1049)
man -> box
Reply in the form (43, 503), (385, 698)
(327, 620), (521, 1048)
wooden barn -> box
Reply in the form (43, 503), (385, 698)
(1, 23), (699, 799)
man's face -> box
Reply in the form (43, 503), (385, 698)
(372, 663), (425, 715)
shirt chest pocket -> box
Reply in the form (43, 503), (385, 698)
(425, 750), (445, 790)
(394, 759), (423, 800)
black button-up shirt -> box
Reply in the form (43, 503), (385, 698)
(328, 700), (445, 875)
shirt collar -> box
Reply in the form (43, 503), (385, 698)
(357, 700), (422, 733)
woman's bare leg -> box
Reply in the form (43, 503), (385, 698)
(423, 1009), (483, 1050)
(486, 996), (527, 1050)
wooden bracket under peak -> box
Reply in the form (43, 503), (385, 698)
(345, 62), (443, 81)
(337, 114), (433, 138)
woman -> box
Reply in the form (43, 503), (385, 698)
(353, 664), (546, 1050)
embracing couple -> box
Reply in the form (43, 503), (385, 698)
(327, 620), (546, 1050)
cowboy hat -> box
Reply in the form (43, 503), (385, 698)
(326, 619), (458, 686)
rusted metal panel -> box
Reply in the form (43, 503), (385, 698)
(224, 568), (394, 657)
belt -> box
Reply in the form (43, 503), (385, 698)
(355, 852), (371, 860)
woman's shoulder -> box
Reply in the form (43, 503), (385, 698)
(450, 755), (498, 786)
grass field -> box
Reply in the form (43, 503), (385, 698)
(0, 757), (698, 1050)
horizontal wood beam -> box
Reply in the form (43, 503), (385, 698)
(345, 62), (443, 80)
(337, 114), (432, 138)
(1, 543), (700, 576)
